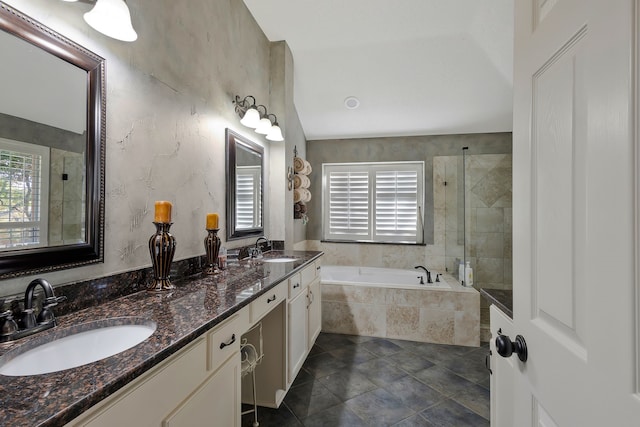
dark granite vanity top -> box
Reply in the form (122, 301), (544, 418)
(480, 288), (513, 319)
(0, 250), (322, 427)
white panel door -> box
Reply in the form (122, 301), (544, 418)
(506, 0), (640, 425)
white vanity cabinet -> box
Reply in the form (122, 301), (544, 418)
(287, 259), (322, 385)
(66, 256), (323, 426)
(68, 310), (249, 427)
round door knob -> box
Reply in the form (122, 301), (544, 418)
(495, 332), (528, 362)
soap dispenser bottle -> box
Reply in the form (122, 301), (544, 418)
(464, 261), (473, 287)
(458, 261), (465, 283)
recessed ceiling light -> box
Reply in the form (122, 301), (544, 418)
(344, 96), (360, 110)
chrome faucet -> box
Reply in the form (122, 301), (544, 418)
(0, 278), (66, 343)
(23, 278), (63, 327)
(414, 265), (432, 284)
(255, 236), (271, 251)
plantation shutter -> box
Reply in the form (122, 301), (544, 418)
(0, 139), (49, 250)
(374, 168), (419, 241)
(326, 169), (369, 240)
(323, 162), (423, 243)
(236, 165), (261, 229)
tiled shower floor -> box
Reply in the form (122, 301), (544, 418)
(242, 333), (490, 426)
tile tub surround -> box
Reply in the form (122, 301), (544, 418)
(321, 274), (480, 347)
(0, 250), (322, 427)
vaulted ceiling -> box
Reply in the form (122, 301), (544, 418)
(243, 0), (514, 141)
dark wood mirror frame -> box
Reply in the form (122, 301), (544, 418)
(225, 128), (264, 241)
(0, 2), (105, 279)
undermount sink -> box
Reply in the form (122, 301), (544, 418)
(0, 317), (156, 376)
(263, 258), (298, 263)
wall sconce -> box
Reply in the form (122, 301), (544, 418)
(62, 0), (138, 42)
(233, 95), (284, 142)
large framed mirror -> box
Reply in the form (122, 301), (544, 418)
(0, 2), (105, 279)
(225, 128), (264, 241)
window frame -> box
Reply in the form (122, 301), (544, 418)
(322, 161), (425, 244)
(0, 137), (50, 250)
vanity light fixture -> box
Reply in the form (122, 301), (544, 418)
(266, 116), (284, 142)
(254, 112), (273, 135)
(233, 95), (284, 142)
(62, 0), (138, 42)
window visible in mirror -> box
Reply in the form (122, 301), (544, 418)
(0, 138), (50, 249)
(226, 129), (264, 240)
(0, 2), (105, 279)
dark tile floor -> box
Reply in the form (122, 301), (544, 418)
(243, 333), (490, 427)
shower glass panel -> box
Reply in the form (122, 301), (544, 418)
(440, 152), (512, 290)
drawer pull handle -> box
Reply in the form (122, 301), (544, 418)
(316, 266), (321, 270)
(267, 295), (277, 303)
(219, 334), (236, 349)
(293, 283), (300, 289)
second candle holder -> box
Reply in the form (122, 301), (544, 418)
(149, 222), (177, 291)
(204, 228), (221, 274)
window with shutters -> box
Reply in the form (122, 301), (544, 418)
(235, 165), (262, 230)
(0, 138), (50, 250)
(322, 162), (424, 243)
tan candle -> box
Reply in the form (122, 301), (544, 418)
(154, 201), (172, 223)
(206, 213), (219, 229)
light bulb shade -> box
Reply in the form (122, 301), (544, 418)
(240, 107), (260, 128)
(266, 124), (284, 141)
(84, 0), (138, 42)
(254, 117), (272, 134)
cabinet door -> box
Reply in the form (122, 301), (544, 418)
(164, 353), (241, 427)
(287, 290), (308, 383)
(307, 279), (321, 350)
(74, 339), (207, 427)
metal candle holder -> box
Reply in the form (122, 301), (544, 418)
(148, 222), (177, 291)
(204, 228), (221, 274)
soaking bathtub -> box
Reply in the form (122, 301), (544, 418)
(320, 265), (450, 289)
(320, 265), (480, 346)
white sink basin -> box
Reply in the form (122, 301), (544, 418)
(0, 318), (156, 376)
(263, 258), (298, 263)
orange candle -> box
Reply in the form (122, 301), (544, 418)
(206, 213), (219, 229)
(154, 201), (172, 223)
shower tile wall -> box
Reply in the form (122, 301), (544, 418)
(439, 154), (512, 341)
(467, 154), (512, 290)
(440, 154), (512, 288)
(49, 149), (85, 245)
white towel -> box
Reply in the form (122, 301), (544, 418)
(293, 157), (305, 173)
(301, 160), (312, 175)
(294, 174), (310, 189)
(300, 188), (312, 202)
(293, 188), (303, 203)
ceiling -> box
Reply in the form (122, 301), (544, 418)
(243, 0), (514, 141)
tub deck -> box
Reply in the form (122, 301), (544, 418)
(320, 266), (480, 347)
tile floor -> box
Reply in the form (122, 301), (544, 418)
(242, 333), (490, 427)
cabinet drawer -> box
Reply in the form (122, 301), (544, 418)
(250, 282), (287, 324)
(300, 262), (318, 287)
(206, 308), (249, 372)
(288, 272), (305, 299)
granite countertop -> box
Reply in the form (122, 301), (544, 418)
(480, 288), (513, 319)
(0, 250), (323, 427)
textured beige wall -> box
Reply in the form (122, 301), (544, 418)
(0, 0), (297, 296)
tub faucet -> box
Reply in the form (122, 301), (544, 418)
(414, 266), (432, 284)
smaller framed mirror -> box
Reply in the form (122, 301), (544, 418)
(225, 129), (264, 240)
